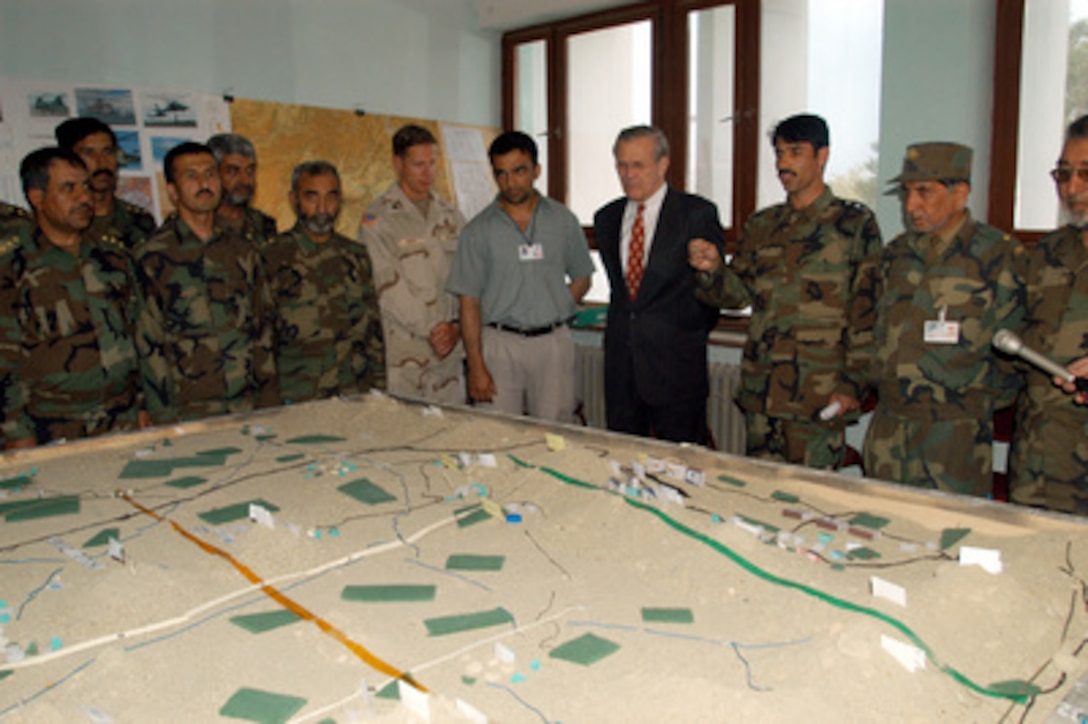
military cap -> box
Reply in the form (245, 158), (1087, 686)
(885, 142), (972, 194)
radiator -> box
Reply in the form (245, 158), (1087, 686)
(574, 345), (747, 454)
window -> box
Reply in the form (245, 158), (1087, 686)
(757, 0), (884, 211)
(567, 20), (653, 223)
(502, 1), (884, 304)
(503, 1), (758, 241)
(991, 0), (1088, 240)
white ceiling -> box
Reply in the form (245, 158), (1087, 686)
(476, 0), (629, 31)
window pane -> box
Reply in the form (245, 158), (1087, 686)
(758, 0), (883, 211)
(514, 39), (549, 194)
(1015, 0), (1088, 230)
(687, 5), (736, 228)
(567, 20), (652, 223)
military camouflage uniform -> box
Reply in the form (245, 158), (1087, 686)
(359, 183), (465, 403)
(0, 227), (142, 444)
(864, 211), (1026, 496)
(261, 224), (386, 403)
(218, 206), (278, 246)
(1, 201), (31, 229)
(88, 198), (156, 249)
(133, 216), (279, 423)
(0, 204), (32, 446)
(696, 187), (883, 468)
(1009, 224), (1088, 513)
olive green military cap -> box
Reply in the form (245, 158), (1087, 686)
(885, 142), (972, 194)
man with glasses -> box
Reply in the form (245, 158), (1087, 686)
(1009, 115), (1088, 514)
(865, 142), (1027, 497)
(55, 117), (156, 248)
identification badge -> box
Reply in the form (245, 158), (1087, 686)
(518, 243), (544, 261)
(923, 305), (960, 344)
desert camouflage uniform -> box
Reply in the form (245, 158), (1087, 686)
(0, 227), (141, 444)
(359, 183), (465, 403)
(1009, 224), (1088, 513)
(218, 206), (278, 246)
(133, 216), (279, 423)
(864, 211), (1027, 496)
(261, 224), (386, 403)
(696, 188), (883, 468)
(88, 198), (156, 249)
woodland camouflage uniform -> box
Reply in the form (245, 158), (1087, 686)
(0, 227), (142, 443)
(261, 224), (386, 403)
(89, 198), (156, 249)
(133, 216), (279, 423)
(696, 187), (883, 468)
(221, 206), (278, 246)
(1009, 224), (1088, 513)
(864, 211), (1026, 496)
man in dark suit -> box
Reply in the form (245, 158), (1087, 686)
(594, 125), (725, 444)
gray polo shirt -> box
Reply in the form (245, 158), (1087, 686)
(447, 194), (594, 328)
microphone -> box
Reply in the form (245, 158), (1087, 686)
(992, 329), (1088, 391)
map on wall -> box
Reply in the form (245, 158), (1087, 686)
(229, 98), (497, 238)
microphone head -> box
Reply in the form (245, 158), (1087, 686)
(992, 328), (1022, 354)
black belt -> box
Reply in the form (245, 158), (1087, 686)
(486, 320), (567, 337)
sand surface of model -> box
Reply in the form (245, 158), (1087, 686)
(1, 394), (1087, 723)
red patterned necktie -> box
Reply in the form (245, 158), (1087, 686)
(626, 202), (646, 301)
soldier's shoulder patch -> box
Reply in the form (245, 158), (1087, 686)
(0, 234), (23, 256)
(1, 203), (30, 220)
(97, 232), (125, 249)
(361, 213), (378, 226)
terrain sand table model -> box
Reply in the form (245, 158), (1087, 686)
(1, 394), (1087, 723)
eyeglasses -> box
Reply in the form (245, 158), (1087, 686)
(1050, 166), (1088, 183)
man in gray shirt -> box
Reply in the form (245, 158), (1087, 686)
(447, 131), (593, 422)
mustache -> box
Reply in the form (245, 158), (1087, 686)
(92, 169), (115, 179)
(196, 188), (215, 197)
(777, 169), (796, 179)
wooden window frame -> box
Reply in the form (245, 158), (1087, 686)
(501, 0), (759, 249)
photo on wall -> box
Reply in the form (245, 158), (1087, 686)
(27, 92), (69, 119)
(75, 88), (136, 126)
(142, 92), (197, 128)
(116, 130), (142, 171)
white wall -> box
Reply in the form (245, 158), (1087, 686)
(0, 0), (501, 127)
(876, 0), (997, 237)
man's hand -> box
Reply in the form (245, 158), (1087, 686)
(429, 321), (460, 359)
(467, 362), (496, 403)
(825, 393), (861, 418)
(1056, 356), (1088, 405)
(687, 238), (723, 273)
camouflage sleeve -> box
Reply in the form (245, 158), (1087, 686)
(132, 252), (176, 423)
(123, 255), (147, 412)
(133, 208), (157, 238)
(0, 253), (32, 441)
(695, 218), (752, 310)
(357, 213), (439, 336)
(261, 214), (278, 240)
(839, 210), (884, 400)
(251, 254), (282, 410)
(992, 240), (1030, 408)
(359, 245), (387, 391)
